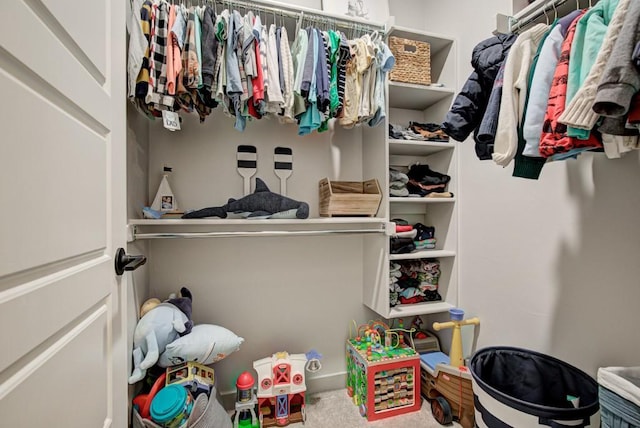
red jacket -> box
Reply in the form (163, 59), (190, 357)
(539, 11), (602, 157)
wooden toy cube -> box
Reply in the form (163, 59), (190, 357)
(346, 340), (421, 421)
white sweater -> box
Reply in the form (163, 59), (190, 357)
(493, 24), (549, 167)
(558, 0), (630, 132)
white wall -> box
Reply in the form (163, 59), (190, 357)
(421, 0), (640, 376)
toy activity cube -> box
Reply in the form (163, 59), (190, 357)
(345, 324), (421, 422)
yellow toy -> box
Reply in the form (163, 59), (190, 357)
(420, 308), (479, 427)
(165, 361), (215, 397)
(433, 309), (480, 368)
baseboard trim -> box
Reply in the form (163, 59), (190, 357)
(219, 371), (347, 410)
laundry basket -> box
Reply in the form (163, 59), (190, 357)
(598, 366), (640, 427)
(469, 347), (600, 427)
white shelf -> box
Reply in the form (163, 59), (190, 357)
(389, 250), (456, 261)
(389, 301), (455, 318)
(388, 139), (454, 156)
(129, 218), (386, 226)
(388, 82), (455, 110)
(387, 26), (454, 55)
(129, 217), (388, 240)
(389, 197), (455, 204)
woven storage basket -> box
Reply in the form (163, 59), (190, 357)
(132, 391), (232, 428)
(388, 36), (431, 86)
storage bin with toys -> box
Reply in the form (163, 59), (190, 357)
(129, 287), (244, 428)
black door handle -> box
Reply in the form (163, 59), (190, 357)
(114, 247), (147, 276)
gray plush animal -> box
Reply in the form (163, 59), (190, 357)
(183, 178), (309, 219)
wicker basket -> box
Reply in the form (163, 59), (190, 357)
(388, 36), (431, 86)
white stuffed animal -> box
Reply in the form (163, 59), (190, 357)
(129, 288), (193, 384)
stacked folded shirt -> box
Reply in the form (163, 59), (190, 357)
(389, 168), (409, 197)
(390, 220), (437, 255)
(406, 164), (453, 198)
(389, 165), (453, 198)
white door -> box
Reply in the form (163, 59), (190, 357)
(0, 1), (127, 427)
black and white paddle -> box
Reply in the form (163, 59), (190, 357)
(274, 147), (292, 196)
(237, 145), (257, 196)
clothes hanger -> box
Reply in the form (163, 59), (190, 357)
(542, 1), (550, 25)
(552, 1), (557, 21)
(295, 11), (303, 34)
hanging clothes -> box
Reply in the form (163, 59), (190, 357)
(126, 2), (389, 134)
(537, 11), (602, 158)
(591, 0), (640, 157)
(492, 23), (548, 167)
(563, 0), (620, 139)
(441, 33), (517, 159)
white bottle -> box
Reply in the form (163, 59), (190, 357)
(151, 167), (177, 212)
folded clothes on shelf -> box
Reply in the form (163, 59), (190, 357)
(389, 122), (450, 142)
(389, 258), (443, 307)
(390, 237), (416, 254)
(409, 122), (450, 142)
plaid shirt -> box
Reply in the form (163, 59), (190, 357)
(151, 1), (169, 103)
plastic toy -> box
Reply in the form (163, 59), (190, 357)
(402, 316), (441, 354)
(253, 351), (310, 427)
(129, 288), (194, 384)
(182, 178), (309, 219)
(165, 361), (215, 398)
(132, 372), (167, 419)
(345, 320), (421, 421)
(233, 371), (259, 428)
(150, 384), (194, 427)
(420, 308), (480, 427)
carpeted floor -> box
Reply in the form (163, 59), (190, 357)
(285, 388), (462, 428)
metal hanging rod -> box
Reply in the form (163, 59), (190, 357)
(509, 0), (571, 33)
(183, 0), (386, 34)
(133, 228), (386, 240)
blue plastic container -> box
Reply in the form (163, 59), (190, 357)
(598, 367), (640, 427)
(150, 385), (194, 428)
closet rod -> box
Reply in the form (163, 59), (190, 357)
(200, 0), (386, 34)
(509, 0), (570, 33)
(134, 228), (386, 240)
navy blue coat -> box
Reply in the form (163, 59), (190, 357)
(442, 33), (517, 143)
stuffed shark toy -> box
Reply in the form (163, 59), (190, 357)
(128, 288), (194, 384)
(182, 178), (309, 219)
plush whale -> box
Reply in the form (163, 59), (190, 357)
(182, 178), (309, 219)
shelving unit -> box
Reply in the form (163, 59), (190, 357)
(362, 26), (458, 320)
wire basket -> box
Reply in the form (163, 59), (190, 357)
(388, 36), (431, 86)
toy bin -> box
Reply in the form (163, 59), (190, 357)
(598, 366), (640, 427)
(132, 387), (231, 428)
(469, 347), (600, 428)
(319, 178), (382, 217)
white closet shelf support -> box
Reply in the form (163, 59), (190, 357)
(388, 139), (455, 156)
(389, 250), (456, 261)
(389, 301), (455, 318)
(388, 83), (455, 110)
(389, 197), (456, 204)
